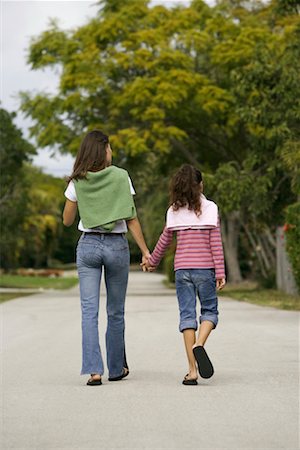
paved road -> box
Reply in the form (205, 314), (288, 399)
(1, 272), (299, 449)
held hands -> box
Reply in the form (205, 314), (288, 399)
(140, 253), (156, 272)
(140, 254), (225, 282)
(216, 278), (226, 290)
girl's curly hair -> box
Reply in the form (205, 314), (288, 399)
(170, 164), (203, 216)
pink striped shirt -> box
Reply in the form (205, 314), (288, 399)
(149, 219), (225, 279)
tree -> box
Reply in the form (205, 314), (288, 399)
(0, 108), (35, 269)
(0, 109), (78, 270)
(19, 166), (79, 268)
(202, 0), (300, 281)
(20, 0), (299, 282)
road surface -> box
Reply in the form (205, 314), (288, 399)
(1, 272), (299, 449)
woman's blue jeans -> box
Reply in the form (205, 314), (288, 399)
(76, 233), (130, 378)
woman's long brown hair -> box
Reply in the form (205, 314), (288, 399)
(68, 130), (109, 181)
(170, 164), (203, 215)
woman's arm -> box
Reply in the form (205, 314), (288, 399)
(63, 199), (78, 227)
(126, 217), (150, 265)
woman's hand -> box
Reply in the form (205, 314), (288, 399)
(141, 253), (150, 272)
(216, 278), (226, 290)
(140, 254), (156, 272)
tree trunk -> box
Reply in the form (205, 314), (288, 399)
(221, 211), (243, 283)
(243, 225), (268, 278)
(242, 224), (276, 278)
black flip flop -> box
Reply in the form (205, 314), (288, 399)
(193, 346), (214, 379)
(87, 376), (102, 386)
(108, 368), (129, 382)
(182, 374), (198, 386)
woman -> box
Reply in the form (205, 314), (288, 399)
(63, 130), (149, 386)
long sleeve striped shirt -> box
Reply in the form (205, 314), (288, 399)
(149, 219), (226, 279)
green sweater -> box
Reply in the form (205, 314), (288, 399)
(74, 165), (136, 231)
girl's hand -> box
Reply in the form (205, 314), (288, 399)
(216, 278), (226, 290)
(140, 255), (156, 272)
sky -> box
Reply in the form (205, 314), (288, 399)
(1, 0), (190, 177)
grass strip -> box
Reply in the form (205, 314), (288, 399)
(219, 288), (299, 311)
(0, 275), (78, 290)
(164, 279), (299, 311)
(0, 292), (38, 303)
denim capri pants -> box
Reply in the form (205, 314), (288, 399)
(175, 269), (219, 332)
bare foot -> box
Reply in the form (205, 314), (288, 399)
(184, 371), (198, 381)
(186, 366), (198, 380)
(88, 374), (101, 382)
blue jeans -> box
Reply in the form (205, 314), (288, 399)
(175, 269), (219, 332)
(76, 233), (130, 377)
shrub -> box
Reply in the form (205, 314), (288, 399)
(284, 202), (300, 290)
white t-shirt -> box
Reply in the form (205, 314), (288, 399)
(64, 177), (136, 233)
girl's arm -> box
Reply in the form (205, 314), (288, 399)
(63, 199), (78, 227)
(126, 217), (150, 264)
(209, 218), (226, 285)
(148, 227), (173, 267)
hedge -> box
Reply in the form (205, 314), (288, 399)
(284, 202), (300, 290)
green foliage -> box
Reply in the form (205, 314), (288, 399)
(18, 0), (300, 282)
(0, 274), (78, 290)
(273, 0), (300, 15)
(0, 108), (78, 270)
(17, 166), (60, 266)
(285, 202), (300, 289)
(29, 20), (69, 69)
(139, 183), (168, 249)
(98, 0), (149, 14)
(53, 222), (80, 264)
(0, 108), (35, 269)
(0, 108), (35, 175)
(18, 166), (78, 268)
(0, 292), (34, 303)
(219, 285), (300, 310)
(281, 140), (300, 195)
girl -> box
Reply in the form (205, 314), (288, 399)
(63, 130), (150, 386)
(144, 164), (225, 385)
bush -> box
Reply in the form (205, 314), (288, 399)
(257, 271), (276, 289)
(285, 202), (300, 290)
